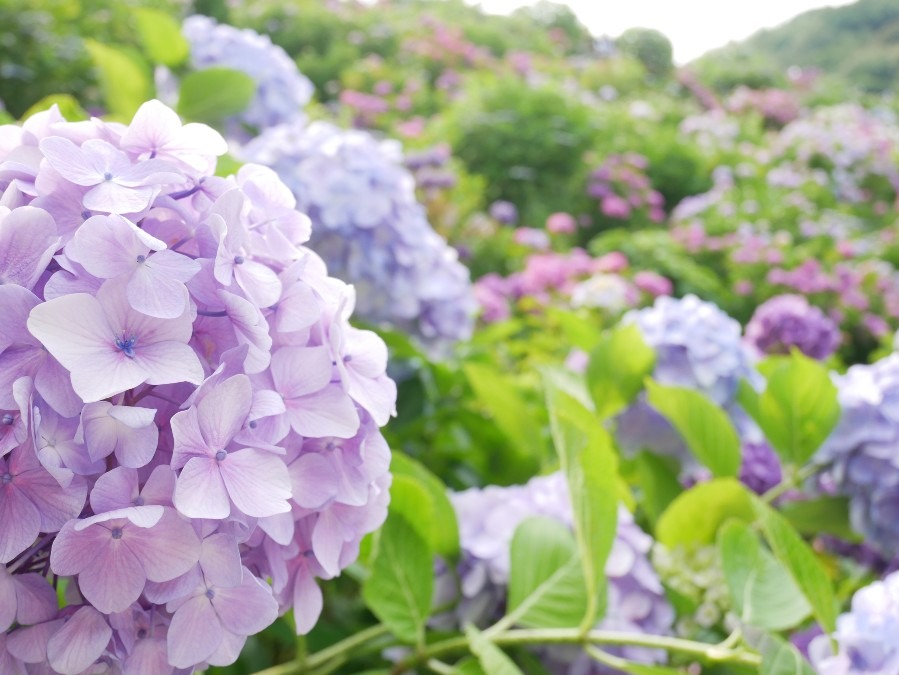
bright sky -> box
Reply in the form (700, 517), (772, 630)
(469, 0), (856, 63)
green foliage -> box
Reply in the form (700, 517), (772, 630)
(177, 67), (256, 124)
(134, 7), (189, 67)
(616, 28), (674, 78)
(645, 381), (741, 478)
(83, 40), (151, 120)
(586, 323), (655, 421)
(656, 479), (754, 548)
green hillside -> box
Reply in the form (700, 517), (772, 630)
(694, 0), (899, 93)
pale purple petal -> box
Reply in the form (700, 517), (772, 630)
(173, 456), (230, 519)
(167, 595), (223, 668)
(46, 606), (111, 675)
(285, 384), (360, 439)
(211, 570), (279, 635)
(218, 448), (291, 518)
(197, 374), (252, 451)
(290, 453), (338, 509)
(124, 509), (200, 582)
(0, 206), (59, 289)
(293, 568), (323, 635)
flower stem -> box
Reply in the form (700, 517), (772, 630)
(252, 624), (391, 675)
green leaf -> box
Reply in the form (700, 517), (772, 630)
(545, 308), (603, 352)
(177, 67), (256, 124)
(507, 517), (588, 628)
(586, 323), (655, 420)
(362, 514), (433, 645)
(22, 95), (88, 122)
(134, 8), (190, 67)
(635, 452), (683, 528)
(645, 380), (741, 477)
(465, 362), (545, 466)
(737, 352), (840, 467)
(465, 625), (525, 675)
(780, 496), (860, 542)
(84, 40), (152, 120)
(215, 154), (244, 178)
(388, 475), (436, 554)
(757, 633), (816, 675)
(545, 385), (618, 630)
(718, 521), (811, 630)
(391, 453), (460, 559)
(752, 498), (837, 633)
(656, 479), (754, 547)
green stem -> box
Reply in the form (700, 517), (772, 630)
(393, 627), (761, 673)
(426, 659), (457, 674)
(253, 624), (391, 675)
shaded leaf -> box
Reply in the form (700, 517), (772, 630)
(656, 479), (754, 547)
(135, 8), (190, 67)
(177, 67), (256, 124)
(84, 40), (151, 120)
(586, 323), (655, 420)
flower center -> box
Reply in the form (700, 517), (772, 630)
(343, 354), (353, 363)
(111, 527), (123, 540)
(103, 172), (113, 181)
(248, 420), (257, 429)
(2, 414), (14, 426)
(205, 589), (215, 600)
(136, 628), (148, 639)
(215, 450), (227, 461)
(115, 334), (138, 359)
(1, 472), (12, 485)
(133, 496), (145, 506)
(233, 255), (245, 265)
(136, 254), (146, 264)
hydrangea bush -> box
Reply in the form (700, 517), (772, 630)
(241, 120), (476, 349)
(0, 100), (396, 673)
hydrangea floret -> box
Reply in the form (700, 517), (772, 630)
(0, 100), (395, 674)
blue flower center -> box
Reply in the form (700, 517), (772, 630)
(206, 589), (216, 600)
(215, 450), (227, 461)
(136, 628), (148, 639)
(133, 496), (145, 506)
(111, 527), (123, 540)
(233, 255), (245, 265)
(115, 334), (138, 359)
(103, 172), (113, 181)
(136, 254), (146, 264)
(1, 472), (12, 485)
(2, 414), (14, 426)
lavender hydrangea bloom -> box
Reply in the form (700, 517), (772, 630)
(745, 294), (841, 360)
(813, 354), (899, 556)
(439, 473), (674, 672)
(0, 100), (395, 673)
(615, 295), (763, 481)
(810, 569), (899, 674)
(241, 121), (476, 348)
(182, 15), (314, 134)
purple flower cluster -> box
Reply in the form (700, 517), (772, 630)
(744, 294), (841, 360)
(182, 15), (314, 134)
(439, 473), (674, 670)
(810, 569), (899, 674)
(814, 354), (899, 556)
(241, 120), (476, 348)
(588, 154), (665, 223)
(0, 100), (395, 673)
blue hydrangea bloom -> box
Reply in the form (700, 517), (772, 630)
(438, 473), (674, 672)
(182, 15), (314, 133)
(615, 295), (765, 483)
(811, 568), (899, 674)
(814, 354), (899, 556)
(241, 120), (476, 348)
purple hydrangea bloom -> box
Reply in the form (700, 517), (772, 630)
(745, 294), (841, 360)
(813, 354), (899, 556)
(182, 15), (314, 134)
(438, 473), (674, 672)
(241, 121), (476, 349)
(615, 295), (764, 482)
(810, 569), (899, 674)
(489, 200), (518, 225)
(0, 100), (395, 673)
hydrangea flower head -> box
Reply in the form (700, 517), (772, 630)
(811, 569), (899, 674)
(745, 294), (841, 360)
(241, 120), (476, 349)
(439, 473), (674, 671)
(0, 100), (395, 673)
(814, 354), (899, 555)
(182, 15), (314, 134)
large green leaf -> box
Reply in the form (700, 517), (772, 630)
(177, 67), (256, 124)
(635, 452), (683, 528)
(545, 384), (618, 630)
(586, 323), (655, 420)
(718, 521), (811, 630)
(134, 8), (190, 67)
(737, 352), (840, 467)
(656, 479), (754, 547)
(466, 625), (525, 675)
(84, 40), (152, 120)
(465, 362), (545, 468)
(22, 95), (88, 122)
(391, 453), (460, 559)
(645, 380), (741, 477)
(507, 517), (588, 628)
(757, 633), (816, 675)
(779, 496), (860, 542)
(387, 476), (436, 554)
(362, 515), (433, 645)
(752, 499), (837, 633)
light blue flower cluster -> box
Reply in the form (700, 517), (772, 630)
(811, 568), (899, 674)
(615, 295), (764, 480)
(814, 354), (899, 556)
(241, 120), (476, 348)
(182, 15), (314, 133)
(440, 473), (674, 671)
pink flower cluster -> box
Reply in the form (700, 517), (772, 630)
(587, 153), (665, 223)
(0, 100), (395, 673)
